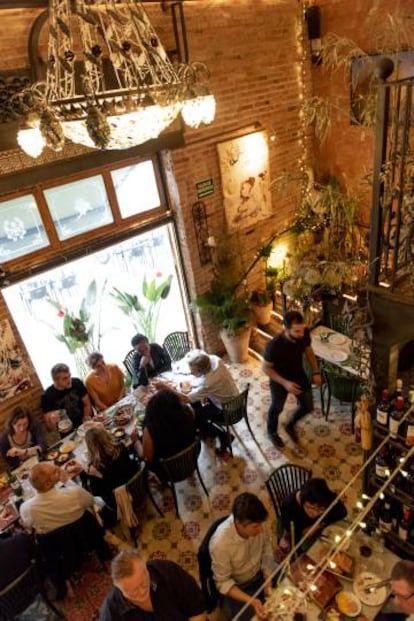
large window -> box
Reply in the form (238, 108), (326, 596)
(3, 225), (188, 387)
(0, 194), (49, 261)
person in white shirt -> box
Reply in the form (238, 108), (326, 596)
(391, 560), (414, 620)
(20, 462), (94, 534)
(155, 352), (239, 454)
(209, 492), (276, 620)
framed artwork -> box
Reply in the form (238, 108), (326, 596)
(0, 319), (32, 400)
(217, 130), (272, 232)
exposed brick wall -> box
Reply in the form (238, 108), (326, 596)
(0, 0), (405, 417)
(311, 0), (414, 226)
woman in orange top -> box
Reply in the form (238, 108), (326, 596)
(85, 352), (126, 411)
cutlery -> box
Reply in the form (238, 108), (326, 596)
(362, 578), (390, 593)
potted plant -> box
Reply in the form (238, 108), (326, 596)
(193, 279), (252, 363)
(249, 287), (274, 325)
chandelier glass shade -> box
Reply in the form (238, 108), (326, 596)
(17, 0), (216, 157)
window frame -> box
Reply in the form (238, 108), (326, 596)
(0, 154), (169, 279)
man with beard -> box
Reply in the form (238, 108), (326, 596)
(262, 310), (321, 447)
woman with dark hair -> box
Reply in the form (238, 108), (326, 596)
(85, 351), (126, 411)
(84, 426), (140, 511)
(137, 390), (196, 475)
(0, 406), (47, 469)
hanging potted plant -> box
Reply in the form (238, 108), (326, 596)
(193, 279), (252, 363)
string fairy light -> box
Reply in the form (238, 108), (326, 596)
(231, 403), (414, 620)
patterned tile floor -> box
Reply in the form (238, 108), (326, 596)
(58, 356), (364, 620)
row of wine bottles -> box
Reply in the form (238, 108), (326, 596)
(373, 498), (414, 545)
(375, 445), (414, 497)
(376, 380), (414, 444)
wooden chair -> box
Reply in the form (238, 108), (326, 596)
(217, 385), (257, 457)
(159, 440), (208, 518)
(320, 364), (362, 432)
(162, 331), (191, 361)
(123, 349), (136, 378)
(125, 465), (164, 546)
(265, 464), (312, 523)
(0, 560), (65, 621)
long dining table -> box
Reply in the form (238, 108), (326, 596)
(0, 360), (203, 534)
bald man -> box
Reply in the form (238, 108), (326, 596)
(19, 462), (94, 534)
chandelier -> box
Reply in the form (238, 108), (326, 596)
(17, 0), (216, 158)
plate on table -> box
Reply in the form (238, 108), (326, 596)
(59, 441), (75, 454)
(328, 334), (347, 346)
(335, 591), (362, 617)
(111, 427), (126, 440)
(263, 585), (307, 620)
(329, 351), (348, 363)
(322, 526), (351, 550)
(56, 453), (70, 464)
(114, 405), (133, 426)
(0, 502), (18, 531)
(353, 572), (388, 606)
(291, 554), (342, 609)
(310, 543), (355, 580)
(62, 459), (83, 475)
(322, 605), (368, 621)
(45, 449), (60, 461)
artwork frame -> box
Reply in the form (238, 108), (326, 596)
(217, 130), (272, 232)
(0, 319), (32, 400)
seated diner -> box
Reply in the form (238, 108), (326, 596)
(85, 351), (126, 411)
(0, 405), (47, 469)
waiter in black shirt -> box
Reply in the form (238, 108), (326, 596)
(262, 310), (321, 447)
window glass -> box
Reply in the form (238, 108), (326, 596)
(44, 175), (113, 240)
(0, 194), (49, 262)
(111, 160), (161, 218)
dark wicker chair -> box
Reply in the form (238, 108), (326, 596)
(198, 515), (228, 613)
(216, 385), (257, 457)
(0, 560), (65, 620)
(265, 464), (312, 521)
(162, 331), (191, 361)
(123, 349), (136, 378)
(320, 364), (362, 432)
(159, 440), (208, 518)
(125, 465), (164, 545)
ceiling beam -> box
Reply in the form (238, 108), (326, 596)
(0, 0), (178, 8)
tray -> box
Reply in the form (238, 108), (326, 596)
(310, 542), (355, 581)
(291, 554), (342, 609)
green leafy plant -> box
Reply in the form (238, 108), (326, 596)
(193, 279), (251, 336)
(110, 273), (173, 342)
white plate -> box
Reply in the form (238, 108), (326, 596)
(328, 333), (347, 346)
(323, 525), (351, 550)
(329, 351), (348, 363)
(336, 591), (362, 617)
(353, 572), (388, 606)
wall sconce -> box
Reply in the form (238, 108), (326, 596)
(305, 5), (322, 66)
(192, 201), (213, 265)
(268, 244), (288, 271)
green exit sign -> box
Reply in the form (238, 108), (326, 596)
(196, 178), (214, 199)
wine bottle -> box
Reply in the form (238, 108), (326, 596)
(389, 396), (405, 439)
(375, 446), (390, 478)
(7, 469), (23, 498)
(379, 498), (393, 533)
(398, 505), (412, 542)
(405, 396), (414, 446)
(376, 389), (390, 428)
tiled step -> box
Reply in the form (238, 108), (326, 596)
(250, 312), (283, 358)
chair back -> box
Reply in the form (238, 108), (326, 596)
(126, 465), (147, 509)
(197, 515), (228, 613)
(123, 349), (136, 378)
(159, 440), (200, 483)
(162, 331), (191, 361)
(322, 366), (362, 403)
(0, 562), (41, 620)
(265, 464), (312, 519)
(221, 385), (249, 426)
